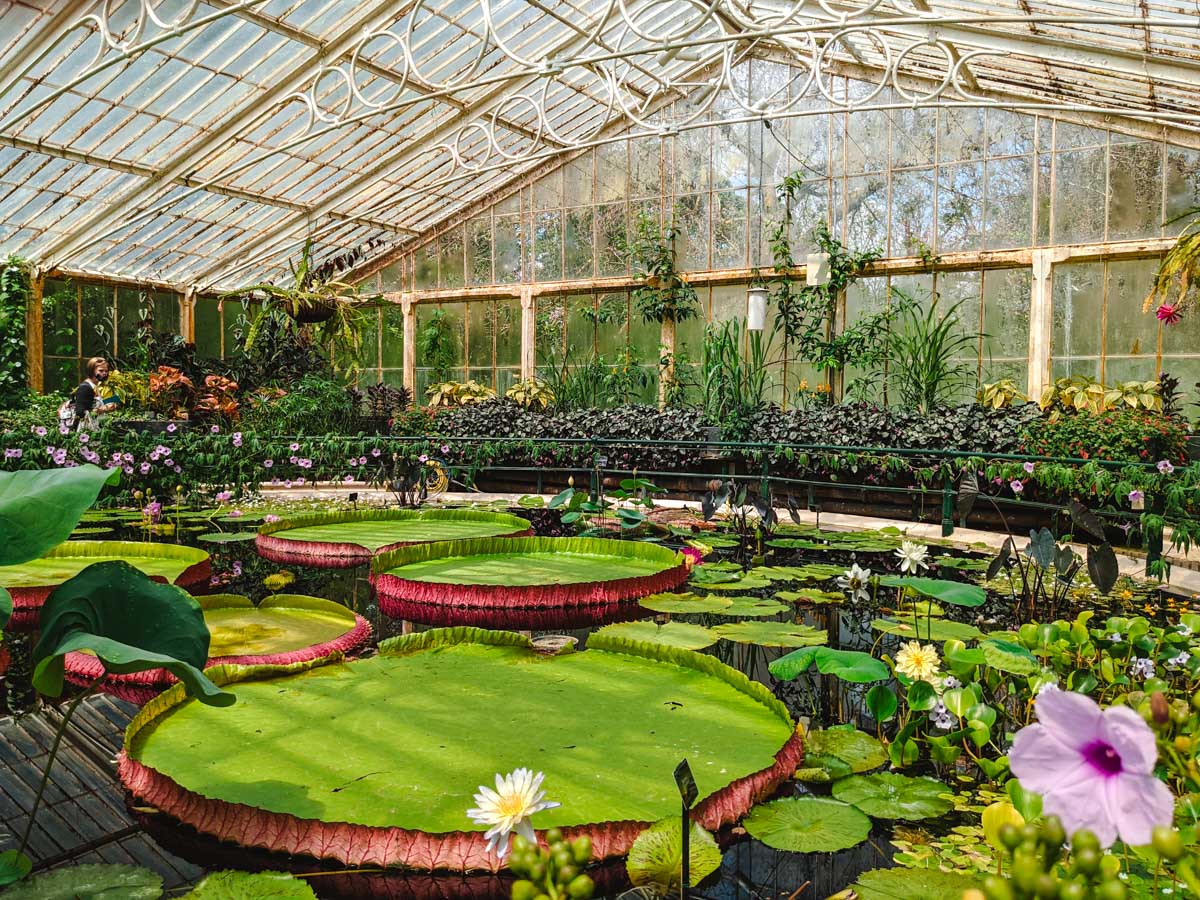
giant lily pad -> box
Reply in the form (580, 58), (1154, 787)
(593, 620), (717, 650)
(121, 627), (801, 872)
(0, 465), (119, 565)
(711, 621), (826, 647)
(64, 593), (371, 704)
(371, 537), (689, 625)
(184, 870), (317, 899)
(831, 773), (953, 819)
(33, 561), (233, 707)
(0, 540), (210, 629)
(258, 508), (533, 567)
(626, 817), (722, 890)
(742, 796), (871, 853)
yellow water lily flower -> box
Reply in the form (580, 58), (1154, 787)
(894, 641), (940, 682)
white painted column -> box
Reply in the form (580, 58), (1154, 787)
(401, 293), (416, 396)
(520, 285), (536, 382)
(658, 317), (676, 408)
(1027, 248), (1066, 399)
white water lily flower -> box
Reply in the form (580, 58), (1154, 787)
(836, 563), (872, 603)
(467, 768), (560, 857)
(894, 541), (930, 574)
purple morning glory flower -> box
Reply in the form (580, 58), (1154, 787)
(34, 426), (46, 437)
(139, 462), (151, 474)
(263, 459), (274, 468)
(1129, 489), (1145, 504)
(1010, 480), (1024, 494)
(210, 425), (220, 434)
(1023, 461), (1035, 474)
(167, 423), (177, 433)
(1009, 689), (1173, 847)
(1157, 459), (1175, 475)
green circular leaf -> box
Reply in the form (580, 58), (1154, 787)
(196, 532), (259, 543)
(831, 773), (953, 820)
(849, 866), (982, 899)
(592, 620), (717, 650)
(184, 869), (317, 899)
(639, 592), (732, 614)
(743, 796), (871, 852)
(872, 617), (984, 642)
(980, 638), (1040, 675)
(711, 620), (826, 647)
(718, 596), (790, 617)
(0, 864), (162, 899)
(626, 817), (721, 890)
(795, 728), (887, 783)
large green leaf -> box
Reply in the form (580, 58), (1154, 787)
(184, 870), (317, 899)
(719, 596), (790, 617)
(626, 817), (722, 890)
(848, 866), (982, 899)
(980, 638), (1040, 675)
(0, 466), (118, 566)
(770, 646), (889, 683)
(32, 561), (234, 707)
(742, 796), (871, 852)
(795, 727), (887, 783)
(0, 849), (31, 888)
(592, 620), (717, 650)
(872, 617), (984, 642)
(877, 576), (986, 608)
(712, 620), (826, 647)
(0, 585), (10, 632)
(831, 773), (953, 820)
(0, 863), (162, 899)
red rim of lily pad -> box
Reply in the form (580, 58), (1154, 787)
(118, 628), (802, 873)
(255, 509), (533, 569)
(64, 594), (372, 704)
(370, 537), (690, 623)
(6, 541), (211, 630)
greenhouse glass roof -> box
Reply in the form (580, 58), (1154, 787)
(2, 0), (1200, 291)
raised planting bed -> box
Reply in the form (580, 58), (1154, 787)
(256, 508), (533, 568)
(65, 593), (371, 704)
(119, 627), (802, 872)
(370, 536), (689, 628)
(0, 541), (210, 630)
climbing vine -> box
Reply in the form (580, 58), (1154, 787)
(0, 256), (29, 409)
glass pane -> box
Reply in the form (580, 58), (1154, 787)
(440, 226), (465, 289)
(890, 168), (934, 257)
(494, 214), (523, 284)
(1104, 258), (1159, 380)
(1165, 146), (1200, 230)
(839, 175), (887, 254)
(152, 291), (180, 335)
(1051, 261), (1103, 365)
(712, 189), (748, 269)
(595, 202), (627, 277)
(414, 242), (437, 290)
(938, 162), (984, 252)
(80, 283), (113, 357)
(566, 294), (597, 357)
(982, 268), (1033, 367)
(532, 210), (562, 282)
(630, 136), (662, 198)
(939, 107), (985, 162)
(466, 301), (493, 371)
(986, 109), (1035, 158)
(564, 207), (593, 279)
(535, 295), (566, 365)
(381, 303), (404, 369)
(892, 107), (935, 168)
(42, 278), (77, 361)
(845, 109), (888, 174)
(597, 142), (628, 203)
(357, 305), (380, 378)
(713, 122), (750, 190)
(564, 152), (593, 206)
(467, 216), (492, 286)
(1108, 142), (1162, 241)
(223, 298), (257, 359)
(115, 287), (143, 358)
(673, 193), (709, 271)
(985, 156), (1033, 250)
(495, 297), (521, 367)
(194, 298), (221, 358)
(596, 292), (629, 357)
(1053, 147), (1106, 244)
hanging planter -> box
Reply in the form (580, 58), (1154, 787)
(291, 299), (336, 324)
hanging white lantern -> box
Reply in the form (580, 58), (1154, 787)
(746, 286), (769, 331)
(806, 252), (831, 286)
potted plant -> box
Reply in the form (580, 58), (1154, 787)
(222, 239), (371, 378)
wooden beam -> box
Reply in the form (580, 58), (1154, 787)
(26, 271), (44, 393)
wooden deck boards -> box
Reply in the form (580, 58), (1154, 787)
(0, 694), (203, 890)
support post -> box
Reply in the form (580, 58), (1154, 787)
(658, 316), (676, 408)
(520, 285), (536, 382)
(401, 293), (416, 396)
(1027, 248), (1063, 399)
(181, 287), (196, 344)
(26, 268), (43, 392)
(941, 474), (955, 538)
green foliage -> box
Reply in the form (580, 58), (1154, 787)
(794, 726), (888, 782)
(1040, 374), (1162, 417)
(701, 319), (772, 439)
(1019, 406), (1187, 463)
(742, 796), (871, 852)
(979, 378), (1028, 409)
(537, 346), (651, 411)
(240, 373), (360, 434)
(628, 212), (700, 324)
(184, 869), (318, 899)
(510, 831), (595, 900)
(0, 863), (163, 898)
(0, 465), (119, 565)
(770, 646), (890, 683)
(886, 294), (979, 412)
(32, 561), (233, 706)
(0, 256), (29, 409)
(417, 308), (459, 383)
(626, 817), (720, 890)
(831, 773), (953, 819)
(505, 377), (555, 409)
(425, 379), (497, 408)
(847, 867), (982, 900)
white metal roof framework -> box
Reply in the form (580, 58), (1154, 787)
(2, 0), (1200, 293)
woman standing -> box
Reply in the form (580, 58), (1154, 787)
(63, 357), (111, 430)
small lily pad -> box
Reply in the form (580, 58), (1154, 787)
(743, 796), (871, 852)
(795, 727), (888, 783)
(626, 817), (722, 890)
(872, 617), (984, 642)
(848, 867), (982, 899)
(719, 596), (790, 617)
(0, 863), (163, 899)
(777, 588), (845, 605)
(185, 869), (318, 898)
(196, 532), (259, 544)
(711, 620), (826, 647)
(592, 620), (717, 650)
(71, 527), (114, 536)
(832, 773), (954, 820)
(639, 592), (732, 614)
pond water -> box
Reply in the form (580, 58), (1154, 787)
(1, 499), (1185, 899)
